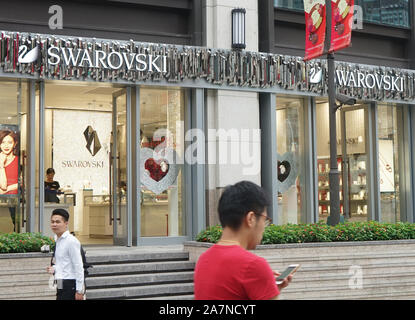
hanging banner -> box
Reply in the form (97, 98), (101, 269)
(304, 0), (327, 61)
(329, 0), (354, 52)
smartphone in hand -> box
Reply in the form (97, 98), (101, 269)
(276, 264), (300, 285)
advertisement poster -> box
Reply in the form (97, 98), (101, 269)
(53, 110), (111, 195)
(379, 140), (395, 193)
(304, 0), (327, 61)
(0, 124), (19, 196)
(329, 0), (354, 52)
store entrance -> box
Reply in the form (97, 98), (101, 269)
(317, 101), (369, 223)
(43, 82), (128, 245)
(340, 106), (368, 222)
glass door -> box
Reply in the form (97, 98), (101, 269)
(340, 106), (368, 222)
(43, 82), (114, 244)
(112, 89), (129, 245)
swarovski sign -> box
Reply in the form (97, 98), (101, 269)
(47, 46), (167, 72)
(1, 31), (414, 102)
(336, 69), (404, 92)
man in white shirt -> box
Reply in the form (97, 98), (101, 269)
(46, 209), (84, 300)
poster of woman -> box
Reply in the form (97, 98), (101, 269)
(0, 126), (19, 195)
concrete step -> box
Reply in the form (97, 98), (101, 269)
(86, 251), (189, 265)
(86, 271), (194, 289)
(269, 259), (415, 270)
(18, 295), (56, 300)
(358, 292), (415, 300)
(255, 242), (415, 258)
(0, 286), (56, 299)
(285, 271), (415, 290)
(280, 279), (415, 300)
(0, 267), (47, 274)
(86, 282), (194, 300)
(274, 261), (415, 278)
(264, 251), (415, 266)
(0, 257), (51, 272)
(0, 272), (51, 282)
(88, 261), (195, 276)
(0, 278), (54, 289)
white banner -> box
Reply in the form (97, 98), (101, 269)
(53, 110), (112, 194)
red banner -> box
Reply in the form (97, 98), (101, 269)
(329, 0), (354, 52)
(304, 0), (327, 61)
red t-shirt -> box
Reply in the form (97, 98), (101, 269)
(194, 244), (280, 300)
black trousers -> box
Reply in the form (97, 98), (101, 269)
(56, 279), (76, 300)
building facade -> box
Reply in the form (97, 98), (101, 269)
(0, 0), (414, 247)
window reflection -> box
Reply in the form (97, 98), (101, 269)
(275, 0), (410, 28)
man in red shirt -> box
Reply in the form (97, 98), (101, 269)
(194, 181), (293, 300)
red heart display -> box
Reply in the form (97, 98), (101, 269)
(145, 158), (169, 182)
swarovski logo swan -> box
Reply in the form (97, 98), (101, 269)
(18, 45), (39, 64)
(310, 66), (323, 84)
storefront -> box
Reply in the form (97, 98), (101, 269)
(0, 30), (415, 246)
(273, 62), (415, 225)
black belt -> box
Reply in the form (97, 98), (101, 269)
(55, 279), (76, 290)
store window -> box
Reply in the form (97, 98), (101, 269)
(276, 96), (306, 224)
(355, 0), (410, 28)
(377, 104), (402, 223)
(316, 99), (369, 222)
(0, 80), (28, 234)
(274, 0), (304, 11)
(140, 88), (186, 237)
(275, 0), (410, 28)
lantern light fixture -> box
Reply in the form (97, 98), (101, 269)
(231, 8), (246, 50)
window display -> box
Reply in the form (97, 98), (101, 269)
(276, 96), (306, 224)
(0, 80), (27, 234)
(140, 88), (185, 237)
(378, 104), (401, 223)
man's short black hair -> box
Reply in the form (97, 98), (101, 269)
(46, 168), (55, 175)
(218, 181), (270, 231)
(52, 208), (69, 222)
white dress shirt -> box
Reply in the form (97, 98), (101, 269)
(53, 231), (84, 292)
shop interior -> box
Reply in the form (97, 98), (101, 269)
(316, 99), (369, 222)
(41, 83), (186, 244)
